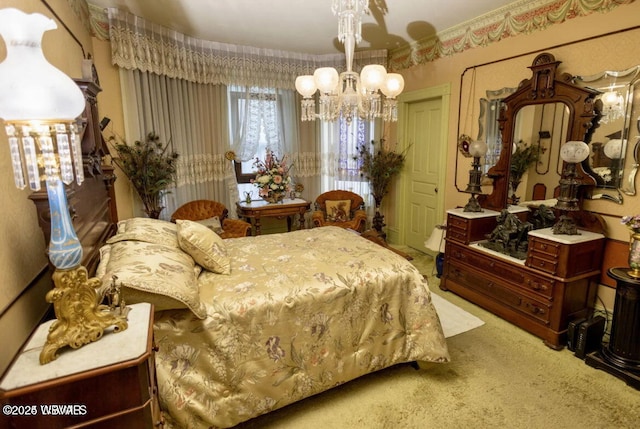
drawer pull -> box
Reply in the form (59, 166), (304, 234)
(539, 261), (546, 267)
(541, 243), (547, 250)
(527, 279), (548, 291)
(531, 306), (546, 315)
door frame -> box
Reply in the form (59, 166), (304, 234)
(392, 84), (450, 247)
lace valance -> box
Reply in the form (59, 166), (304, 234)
(106, 8), (388, 90)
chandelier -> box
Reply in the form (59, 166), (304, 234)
(599, 89), (625, 124)
(294, 0), (404, 123)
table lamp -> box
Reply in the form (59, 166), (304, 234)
(0, 8), (128, 364)
(553, 140), (590, 235)
(463, 140), (488, 212)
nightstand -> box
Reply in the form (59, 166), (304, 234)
(0, 303), (163, 428)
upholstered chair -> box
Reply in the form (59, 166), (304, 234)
(311, 190), (367, 232)
(171, 200), (251, 238)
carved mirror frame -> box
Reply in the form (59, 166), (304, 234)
(479, 53), (599, 211)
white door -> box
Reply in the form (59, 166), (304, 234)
(403, 97), (445, 252)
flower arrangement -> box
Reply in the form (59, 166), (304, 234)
(251, 150), (292, 202)
(109, 132), (179, 218)
(622, 214), (640, 234)
(356, 139), (408, 206)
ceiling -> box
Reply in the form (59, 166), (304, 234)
(87, 0), (517, 55)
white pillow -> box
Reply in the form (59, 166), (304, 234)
(176, 220), (231, 274)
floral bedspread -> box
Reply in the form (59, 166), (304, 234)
(154, 227), (449, 428)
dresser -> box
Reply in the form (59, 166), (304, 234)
(441, 208), (605, 349)
(0, 303), (162, 428)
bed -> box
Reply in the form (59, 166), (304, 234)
(96, 217), (449, 428)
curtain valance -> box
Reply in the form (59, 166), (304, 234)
(106, 8), (388, 90)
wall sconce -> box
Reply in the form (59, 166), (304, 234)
(553, 140), (590, 235)
(0, 8), (128, 364)
(463, 140), (488, 212)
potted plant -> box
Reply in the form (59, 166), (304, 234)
(356, 139), (408, 234)
(109, 132), (179, 218)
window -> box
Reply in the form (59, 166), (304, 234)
(320, 116), (377, 199)
(228, 86), (280, 197)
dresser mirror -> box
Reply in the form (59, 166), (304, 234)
(509, 102), (570, 203)
(479, 53), (600, 211)
(573, 65), (640, 203)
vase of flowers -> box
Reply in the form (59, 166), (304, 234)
(622, 214), (640, 278)
(252, 150), (292, 203)
(109, 132), (179, 218)
(356, 139), (408, 234)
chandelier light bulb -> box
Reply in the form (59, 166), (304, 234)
(360, 64), (387, 91)
(601, 90), (621, 106)
(314, 67), (340, 93)
(381, 73), (405, 98)
(295, 75), (317, 98)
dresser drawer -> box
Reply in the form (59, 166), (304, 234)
(526, 233), (604, 278)
(448, 215), (469, 231)
(447, 228), (468, 243)
(446, 212), (497, 244)
(447, 263), (551, 325)
(446, 243), (555, 298)
(527, 253), (560, 275)
(529, 236), (561, 257)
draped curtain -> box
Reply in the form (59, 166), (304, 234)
(119, 69), (238, 218)
(107, 8), (387, 222)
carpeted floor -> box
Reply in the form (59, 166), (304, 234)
(237, 247), (640, 429)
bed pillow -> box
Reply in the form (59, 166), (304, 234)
(195, 216), (224, 235)
(95, 244), (111, 280)
(99, 240), (206, 319)
(325, 200), (352, 222)
(107, 217), (179, 248)
(176, 219), (231, 274)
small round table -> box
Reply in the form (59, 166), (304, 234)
(585, 267), (640, 389)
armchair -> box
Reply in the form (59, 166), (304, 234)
(171, 200), (251, 238)
(312, 190), (367, 232)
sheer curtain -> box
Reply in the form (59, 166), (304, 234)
(320, 119), (379, 225)
(119, 69), (238, 219)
